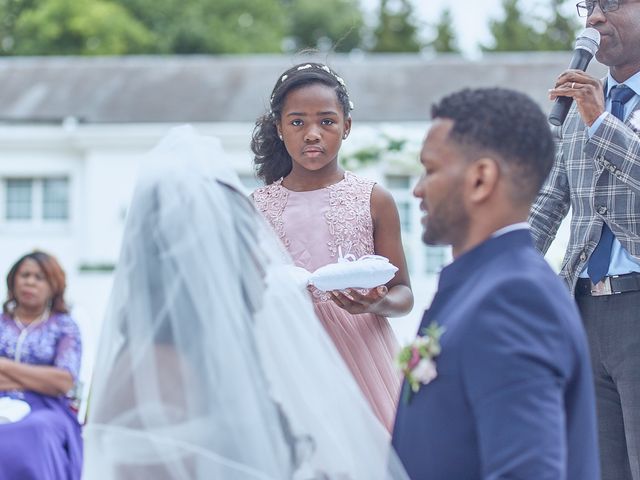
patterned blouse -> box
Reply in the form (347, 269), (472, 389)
(0, 312), (82, 396)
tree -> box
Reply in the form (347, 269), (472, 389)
(537, 0), (580, 51)
(428, 8), (460, 53)
(483, 0), (579, 52)
(482, 0), (540, 52)
(12, 0), (153, 55)
(371, 0), (422, 53)
(283, 0), (364, 53)
(0, 0), (39, 54)
(116, 0), (287, 54)
(1, 0), (369, 55)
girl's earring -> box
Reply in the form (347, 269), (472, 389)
(279, 134), (284, 141)
(343, 133), (348, 139)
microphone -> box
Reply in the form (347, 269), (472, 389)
(548, 27), (601, 126)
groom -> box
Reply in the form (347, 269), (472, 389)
(392, 88), (599, 479)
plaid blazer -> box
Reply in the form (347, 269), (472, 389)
(529, 94), (640, 293)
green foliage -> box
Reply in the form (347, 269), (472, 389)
(429, 8), (460, 54)
(283, 0), (364, 52)
(0, 0), (45, 54)
(107, 0), (184, 53)
(0, 0), (438, 55)
(348, 146), (383, 166)
(387, 138), (408, 151)
(372, 0), (422, 53)
(482, 0), (539, 52)
(10, 0), (153, 55)
(483, 0), (579, 52)
(340, 135), (418, 173)
(78, 262), (115, 272)
(202, 0), (287, 54)
(118, 0), (287, 54)
(536, 0), (580, 51)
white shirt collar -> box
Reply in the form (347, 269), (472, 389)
(491, 222), (530, 238)
(606, 70), (640, 98)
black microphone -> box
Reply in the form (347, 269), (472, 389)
(548, 27), (601, 126)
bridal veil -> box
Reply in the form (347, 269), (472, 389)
(83, 126), (408, 480)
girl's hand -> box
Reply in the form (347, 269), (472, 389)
(329, 285), (388, 315)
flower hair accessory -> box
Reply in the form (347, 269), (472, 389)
(396, 322), (445, 404)
(270, 63), (354, 109)
(294, 63), (346, 87)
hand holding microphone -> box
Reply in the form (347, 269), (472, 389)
(548, 27), (601, 126)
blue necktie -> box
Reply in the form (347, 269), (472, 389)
(588, 85), (636, 284)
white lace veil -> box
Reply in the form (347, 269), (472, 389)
(83, 126), (408, 480)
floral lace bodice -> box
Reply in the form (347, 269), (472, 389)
(253, 172), (376, 302)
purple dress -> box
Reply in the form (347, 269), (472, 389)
(0, 312), (83, 480)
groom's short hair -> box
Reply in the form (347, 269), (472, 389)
(431, 88), (554, 204)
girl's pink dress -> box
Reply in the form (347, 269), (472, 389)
(253, 172), (400, 431)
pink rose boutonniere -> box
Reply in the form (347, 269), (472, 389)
(396, 321), (445, 404)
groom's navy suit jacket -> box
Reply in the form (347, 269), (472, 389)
(392, 230), (599, 480)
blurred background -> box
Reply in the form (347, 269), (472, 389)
(0, 0), (606, 404)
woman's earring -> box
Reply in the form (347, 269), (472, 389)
(343, 133), (348, 139)
(279, 134), (283, 141)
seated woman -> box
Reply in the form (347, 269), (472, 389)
(0, 251), (82, 480)
(83, 126), (408, 479)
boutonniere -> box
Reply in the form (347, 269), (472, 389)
(630, 110), (640, 133)
(396, 321), (445, 405)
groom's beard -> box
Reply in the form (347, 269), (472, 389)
(422, 184), (470, 248)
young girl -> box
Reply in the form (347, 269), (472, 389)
(251, 62), (413, 432)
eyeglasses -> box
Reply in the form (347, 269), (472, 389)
(576, 0), (621, 16)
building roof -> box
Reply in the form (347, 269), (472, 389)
(0, 53), (607, 124)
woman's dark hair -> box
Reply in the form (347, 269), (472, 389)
(4, 250), (69, 314)
(251, 62), (353, 185)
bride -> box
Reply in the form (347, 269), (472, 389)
(83, 126), (408, 479)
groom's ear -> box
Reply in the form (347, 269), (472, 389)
(465, 157), (500, 205)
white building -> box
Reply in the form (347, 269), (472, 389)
(0, 53), (601, 394)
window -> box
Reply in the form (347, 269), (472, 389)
(386, 174), (412, 190)
(386, 173), (420, 273)
(6, 180), (32, 220)
(397, 201), (411, 232)
(42, 178), (69, 220)
(425, 246), (449, 275)
(3, 177), (70, 223)
(385, 174), (415, 234)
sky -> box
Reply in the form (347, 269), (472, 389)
(360, 0), (581, 56)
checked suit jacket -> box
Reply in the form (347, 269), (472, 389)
(529, 86), (640, 292)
